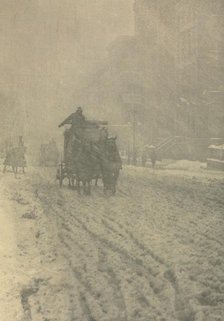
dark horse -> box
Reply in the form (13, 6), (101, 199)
(72, 140), (100, 195)
(3, 147), (26, 177)
(99, 137), (122, 195)
(67, 135), (121, 196)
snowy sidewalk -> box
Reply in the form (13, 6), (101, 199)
(0, 187), (23, 321)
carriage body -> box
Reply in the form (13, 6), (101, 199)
(3, 145), (27, 174)
(57, 121), (106, 187)
(57, 112), (122, 194)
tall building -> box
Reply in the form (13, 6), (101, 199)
(78, 0), (178, 149)
(175, 0), (224, 137)
(133, 0), (177, 139)
(77, 0), (224, 156)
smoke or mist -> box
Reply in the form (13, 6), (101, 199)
(1, 0), (223, 157)
(0, 0), (134, 145)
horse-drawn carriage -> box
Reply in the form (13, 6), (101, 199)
(3, 136), (26, 176)
(56, 109), (122, 195)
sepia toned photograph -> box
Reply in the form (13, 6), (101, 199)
(0, 1), (224, 321)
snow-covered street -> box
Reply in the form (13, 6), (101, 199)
(0, 164), (224, 321)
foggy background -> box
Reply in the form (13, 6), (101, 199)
(0, 0), (224, 161)
(0, 0), (134, 144)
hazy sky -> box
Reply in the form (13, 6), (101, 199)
(0, 0), (134, 138)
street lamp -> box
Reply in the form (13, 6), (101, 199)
(122, 92), (144, 165)
(132, 105), (137, 165)
(131, 107), (142, 166)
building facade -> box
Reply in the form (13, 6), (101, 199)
(77, 0), (178, 152)
(133, 0), (177, 139)
(175, 0), (224, 137)
(76, 0), (224, 159)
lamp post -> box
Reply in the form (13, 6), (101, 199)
(132, 104), (137, 165)
(131, 108), (142, 166)
(122, 92), (144, 166)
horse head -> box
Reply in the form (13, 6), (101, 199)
(106, 136), (117, 153)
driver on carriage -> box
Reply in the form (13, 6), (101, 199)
(59, 107), (86, 129)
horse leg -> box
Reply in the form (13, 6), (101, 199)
(95, 175), (99, 186)
(112, 170), (119, 195)
(13, 166), (17, 178)
(76, 179), (81, 194)
(68, 177), (71, 189)
(101, 174), (107, 194)
(103, 175), (110, 196)
(83, 181), (87, 195)
(72, 176), (76, 190)
(86, 181), (91, 195)
(112, 180), (116, 195)
(103, 180), (109, 196)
